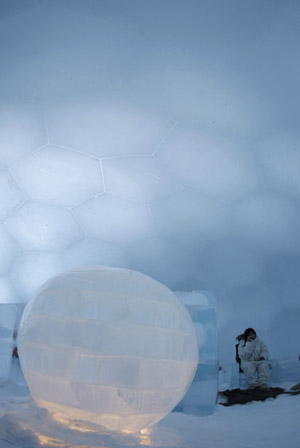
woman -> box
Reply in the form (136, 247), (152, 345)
(238, 328), (270, 389)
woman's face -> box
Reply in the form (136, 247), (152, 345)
(248, 331), (256, 341)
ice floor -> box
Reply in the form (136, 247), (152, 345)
(1, 378), (300, 448)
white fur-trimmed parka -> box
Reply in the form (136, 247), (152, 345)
(238, 337), (269, 363)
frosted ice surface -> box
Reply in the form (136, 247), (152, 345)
(62, 237), (131, 270)
(10, 251), (67, 301)
(0, 169), (25, 221)
(174, 291), (218, 416)
(0, 99), (47, 167)
(176, 290), (216, 308)
(18, 267), (198, 433)
(230, 284), (278, 330)
(0, 303), (18, 380)
(262, 254), (300, 307)
(233, 191), (300, 254)
(6, 202), (83, 251)
(157, 127), (261, 201)
(176, 291), (218, 359)
(102, 155), (181, 203)
(127, 237), (196, 288)
(1, 0), (299, 378)
(253, 131), (300, 196)
(192, 285), (233, 333)
(0, 224), (19, 274)
(73, 194), (153, 246)
(0, 277), (18, 304)
(268, 308), (300, 360)
(0, 303), (25, 381)
(128, 69), (208, 120)
(0, 6), (138, 99)
(151, 190), (230, 248)
(0, 303), (20, 333)
(198, 237), (265, 291)
(45, 97), (173, 157)
(129, 67), (266, 136)
(12, 146), (103, 206)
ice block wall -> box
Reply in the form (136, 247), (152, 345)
(0, 303), (24, 382)
(174, 291), (218, 416)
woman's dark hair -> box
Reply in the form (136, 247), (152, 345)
(244, 328), (256, 340)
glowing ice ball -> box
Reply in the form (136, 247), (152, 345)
(18, 267), (198, 433)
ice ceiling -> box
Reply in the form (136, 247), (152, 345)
(1, 0), (300, 363)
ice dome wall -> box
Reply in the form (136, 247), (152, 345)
(1, 0), (300, 365)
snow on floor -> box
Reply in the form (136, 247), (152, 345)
(1, 381), (300, 448)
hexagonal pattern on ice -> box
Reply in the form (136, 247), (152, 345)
(0, 224), (19, 274)
(45, 97), (174, 158)
(151, 190), (231, 248)
(73, 194), (153, 246)
(6, 202), (83, 251)
(102, 155), (182, 203)
(127, 237), (196, 288)
(10, 251), (67, 302)
(232, 191), (300, 254)
(198, 237), (265, 292)
(0, 276), (18, 303)
(157, 127), (261, 202)
(62, 237), (131, 271)
(0, 169), (25, 221)
(0, 99), (47, 168)
(12, 145), (103, 206)
(253, 131), (300, 197)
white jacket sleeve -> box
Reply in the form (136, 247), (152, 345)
(238, 339), (256, 361)
(259, 340), (269, 360)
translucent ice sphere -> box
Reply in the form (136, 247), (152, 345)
(18, 267), (198, 433)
